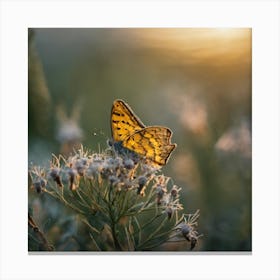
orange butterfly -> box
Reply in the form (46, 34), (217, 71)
(111, 99), (176, 166)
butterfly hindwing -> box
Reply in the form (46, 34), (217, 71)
(123, 126), (177, 166)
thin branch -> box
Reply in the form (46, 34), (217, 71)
(28, 213), (54, 251)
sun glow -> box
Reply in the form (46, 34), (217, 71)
(130, 28), (251, 64)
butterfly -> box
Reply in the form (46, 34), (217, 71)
(111, 99), (176, 167)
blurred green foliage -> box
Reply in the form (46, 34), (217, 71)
(28, 28), (251, 251)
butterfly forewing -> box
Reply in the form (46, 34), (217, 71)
(111, 99), (145, 142)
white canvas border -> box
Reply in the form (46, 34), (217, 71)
(0, 0), (279, 279)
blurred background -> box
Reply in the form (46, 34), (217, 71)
(28, 28), (251, 251)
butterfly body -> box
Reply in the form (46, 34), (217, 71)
(111, 99), (176, 167)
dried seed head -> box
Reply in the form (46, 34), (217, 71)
(74, 158), (88, 176)
(166, 207), (173, 219)
(32, 178), (47, 194)
(190, 236), (198, 250)
(49, 167), (59, 179)
(170, 185), (179, 198)
(138, 176), (147, 187)
(40, 178), (46, 189)
(124, 158), (134, 170)
(49, 168), (63, 187)
(106, 157), (115, 166)
(156, 186), (165, 199)
(87, 160), (102, 178)
(68, 168), (78, 190)
(80, 157), (88, 165)
(181, 224), (192, 241)
(137, 176), (148, 196)
(100, 158), (115, 178)
(33, 181), (42, 193)
(109, 175), (119, 186)
(113, 157), (123, 169)
(155, 185), (167, 205)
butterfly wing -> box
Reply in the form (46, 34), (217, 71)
(111, 99), (145, 142)
(122, 126), (177, 166)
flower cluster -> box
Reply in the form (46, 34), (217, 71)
(29, 145), (201, 251)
